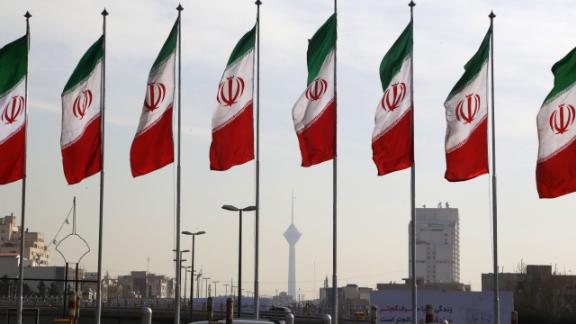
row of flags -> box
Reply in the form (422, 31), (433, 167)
(0, 15), (575, 198)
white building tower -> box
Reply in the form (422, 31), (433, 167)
(283, 193), (301, 299)
(409, 202), (460, 283)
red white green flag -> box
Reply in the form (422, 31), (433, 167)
(0, 35), (27, 184)
(372, 22), (413, 176)
(210, 26), (255, 171)
(61, 37), (103, 185)
(130, 19), (178, 177)
(444, 28), (491, 182)
(292, 14), (336, 167)
(537, 47), (576, 198)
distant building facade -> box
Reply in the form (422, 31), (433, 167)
(272, 291), (294, 306)
(482, 264), (576, 317)
(409, 203), (459, 283)
(0, 253), (19, 277)
(0, 214), (50, 266)
(22, 265), (79, 295)
(320, 284), (372, 315)
(377, 278), (470, 292)
(117, 271), (172, 298)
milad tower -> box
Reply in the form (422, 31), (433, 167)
(283, 193), (301, 299)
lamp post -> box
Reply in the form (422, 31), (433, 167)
(182, 230), (206, 320)
(187, 269), (192, 300)
(222, 205), (256, 317)
(172, 248), (189, 307)
(213, 281), (220, 297)
(196, 272), (202, 299)
(183, 266), (191, 304)
(203, 277), (211, 298)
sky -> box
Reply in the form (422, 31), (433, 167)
(2, 0), (576, 300)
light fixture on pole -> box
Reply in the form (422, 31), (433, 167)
(222, 205), (256, 317)
(182, 230), (206, 320)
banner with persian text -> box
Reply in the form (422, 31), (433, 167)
(371, 290), (513, 324)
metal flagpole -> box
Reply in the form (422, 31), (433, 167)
(254, 0), (262, 319)
(332, 0), (339, 323)
(95, 8), (108, 324)
(488, 11), (500, 324)
(96, 9), (108, 324)
(408, 2), (417, 324)
(175, 4), (184, 324)
(238, 210), (243, 317)
(17, 11), (31, 324)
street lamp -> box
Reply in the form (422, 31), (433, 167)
(203, 277), (211, 298)
(221, 205), (256, 317)
(172, 248), (189, 304)
(196, 272), (202, 299)
(182, 266), (191, 303)
(182, 230), (206, 319)
(213, 281), (220, 297)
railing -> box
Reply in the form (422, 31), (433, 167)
(0, 307), (40, 324)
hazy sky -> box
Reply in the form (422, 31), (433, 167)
(2, 0), (576, 300)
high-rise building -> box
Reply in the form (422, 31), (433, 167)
(0, 214), (50, 266)
(409, 203), (459, 283)
(283, 193), (301, 299)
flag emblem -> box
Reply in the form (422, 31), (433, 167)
(144, 82), (166, 112)
(381, 82), (406, 112)
(456, 93), (481, 124)
(549, 103), (576, 134)
(305, 78), (328, 101)
(217, 76), (245, 107)
(2, 96), (25, 125)
(72, 89), (93, 120)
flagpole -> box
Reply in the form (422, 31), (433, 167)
(488, 11), (500, 324)
(254, 0), (262, 320)
(95, 8), (108, 324)
(175, 4), (184, 324)
(332, 0), (339, 323)
(16, 11), (31, 324)
(408, 2), (417, 324)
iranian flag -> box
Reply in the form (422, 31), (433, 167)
(210, 26), (255, 171)
(130, 19), (177, 177)
(292, 14), (336, 167)
(444, 28), (491, 182)
(372, 22), (413, 176)
(537, 47), (576, 198)
(61, 37), (103, 185)
(0, 35), (27, 184)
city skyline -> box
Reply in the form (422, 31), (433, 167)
(2, 0), (576, 302)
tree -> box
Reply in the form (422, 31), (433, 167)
(0, 275), (9, 296)
(48, 282), (59, 296)
(22, 283), (31, 296)
(37, 280), (46, 297)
